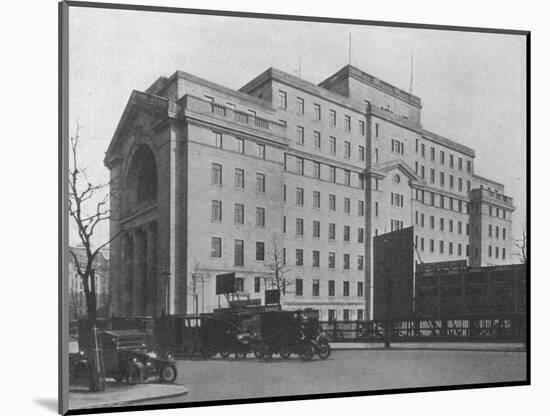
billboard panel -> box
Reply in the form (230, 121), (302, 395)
(373, 227), (414, 320)
(216, 272), (236, 295)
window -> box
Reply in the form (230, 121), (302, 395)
(503, 248), (506, 259)
(467, 180), (471, 193)
(211, 200), (222, 221)
(314, 131), (321, 149)
(359, 145), (365, 161)
(358, 282), (364, 297)
(359, 120), (365, 136)
(296, 249), (303, 266)
(420, 238), (425, 251)
(236, 137), (244, 154)
(459, 157), (463, 170)
(391, 193), (404, 207)
(421, 166), (425, 179)
(328, 252), (335, 268)
(430, 215), (435, 229)
(375, 123), (380, 137)
(391, 139), (404, 154)
(440, 150), (445, 165)
(329, 137), (336, 154)
(357, 255), (364, 270)
(296, 218), (304, 237)
(297, 97), (304, 115)
(328, 280), (335, 296)
(296, 187), (304, 206)
(283, 184), (286, 202)
(344, 170), (350, 186)
(489, 224), (493, 237)
(345, 115), (351, 131)
(458, 177), (463, 192)
(256, 173), (265, 193)
(440, 217), (444, 231)
(467, 160), (472, 173)
(344, 197), (351, 213)
(344, 254), (350, 269)
(313, 191), (320, 208)
(430, 239), (435, 252)
(421, 143), (425, 157)
(235, 278), (244, 292)
(375, 202), (379, 217)
(416, 139), (419, 153)
(234, 203), (244, 224)
(257, 143), (265, 159)
(458, 244), (462, 256)
(312, 279), (320, 296)
(313, 161), (320, 178)
(450, 154), (454, 168)
(254, 277), (261, 293)
(440, 172), (445, 187)
(329, 110), (336, 126)
(391, 219), (403, 231)
(439, 240), (444, 254)
(295, 279), (303, 296)
(256, 207), (265, 227)
(344, 225), (350, 242)
(440, 195), (445, 209)
(358, 228), (364, 243)
(283, 216), (286, 233)
(297, 126), (304, 145)
(421, 214), (425, 227)
(488, 245), (492, 257)
(358, 200), (364, 216)
(329, 223), (336, 240)
(313, 220), (320, 238)
(344, 141), (351, 158)
(329, 194), (336, 211)
(314, 104), (321, 120)
(256, 242), (265, 261)
(503, 228), (506, 240)
(234, 168), (244, 189)
(430, 168), (435, 184)
(343, 281), (350, 296)
(279, 90), (287, 109)
(211, 237), (222, 257)
(449, 242), (453, 255)
(212, 163), (222, 185)
(458, 221), (462, 234)
(329, 166), (336, 183)
(496, 225), (500, 239)
(313, 250), (320, 267)
(214, 132), (223, 148)
(449, 175), (454, 189)
(234, 240), (244, 266)
(296, 158), (304, 175)
(374, 148), (379, 163)
(449, 219), (453, 233)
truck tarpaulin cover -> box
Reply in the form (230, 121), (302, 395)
(373, 227), (414, 320)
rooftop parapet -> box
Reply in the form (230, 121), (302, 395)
(470, 187), (515, 210)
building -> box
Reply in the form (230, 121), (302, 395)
(104, 64), (515, 320)
(68, 245), (110, 319)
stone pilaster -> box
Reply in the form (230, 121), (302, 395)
(145, 221), (157, 316)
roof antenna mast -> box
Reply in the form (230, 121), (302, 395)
(348, 32), (352, 66)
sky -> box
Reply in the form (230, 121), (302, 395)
(68, 7), (527, 252)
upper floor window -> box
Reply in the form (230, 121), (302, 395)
(211, 200), (222, 221)
(314, 131), (321, 149)
(296, 158), (304, 175)
(344, 141), (351, 159)
(329, 110), (336, 126)
(256, 207), (265, 227)
(391, 139), (404, 154)
(467, 160), (472, 173)
(329, 137), (336, 154)
(234, 240), (244, 266)
(359, 145), (365, 162)
(345, 115), (351, 131)
(450, 154), (454, 168)
(297, 97), (304, 115)
(313, 161), (320, 179)
(211, 237), (222, 258)
(214, 132), (223, 148)
(430, 147), (435, 161)
(257, 143), (265, 159)
(297, 126), (304, 145)
(344, 170), (350, 186)
(313, 191), (320, 208)
(212, 163), (222, 185)
(329, 194), (336, 211)
(359, 120), (365, 136)
(421, 143), (425, 157)
(459, 157), (463, 170)
(256, 173), (265, 193)
(329, 166), (336, 183)
(236, 137), (244, 154)
(440, 150), (445, 165)
(296, 187), (304, 206)
(314, 104), (321, 120)
(278, 90), (287, 109)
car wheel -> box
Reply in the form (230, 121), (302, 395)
(235, 350), (247, 359)
(220, 351), (231, 358)
(317, 342), (331, 360)
(127, 363), (144, 385)
(159, 364), (178, 383)
(279, 348), (291, 359)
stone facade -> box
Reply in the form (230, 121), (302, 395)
(105, 64), (515, 320)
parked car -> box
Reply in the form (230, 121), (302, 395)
(73, 329), (178, 384)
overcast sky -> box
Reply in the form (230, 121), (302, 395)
(68, 7), (527, 251)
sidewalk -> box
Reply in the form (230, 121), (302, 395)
(330, 342), (526, 352)
(69, 381), (188, 410)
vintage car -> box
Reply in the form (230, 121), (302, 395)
(73, 329), (178, 384)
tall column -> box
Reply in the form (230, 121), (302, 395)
(132, 228), (146, 316)
(145, 221), (157, 316)
(121, 233), (133, 316)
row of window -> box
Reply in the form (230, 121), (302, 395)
(284, 187), (365, 215)
(295, 127), (366, 161)
(414, 211), (470, 235)
(212, 132), (266, 158)
(211, 163), (266, 192)
(488, 224), (507, 240)
(211, 237), (365, 270)
(415, 140), (472, 173)
(414, 188), (469, 214)
(487, 245), (507, 259)
(415, 163), (472, 194)
(286, 218), (364, 243)
(414, 236), (469, 257)
(285, 155), (363, 188)
(279, 90), (366, 135)
(327, 309), (364, 322)
(488, 205), (508, 220)
(295, 278), (364, 298)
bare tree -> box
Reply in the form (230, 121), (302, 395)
(514, 228), (527, 264)
(68, 122), (123, 391)
(262, 235), (293, 304)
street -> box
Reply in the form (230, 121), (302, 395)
(140, 349), (526, 405)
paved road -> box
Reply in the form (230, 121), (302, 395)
(143, 349), (526, 405)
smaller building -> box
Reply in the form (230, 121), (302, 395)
(68, 245), (110, 319)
